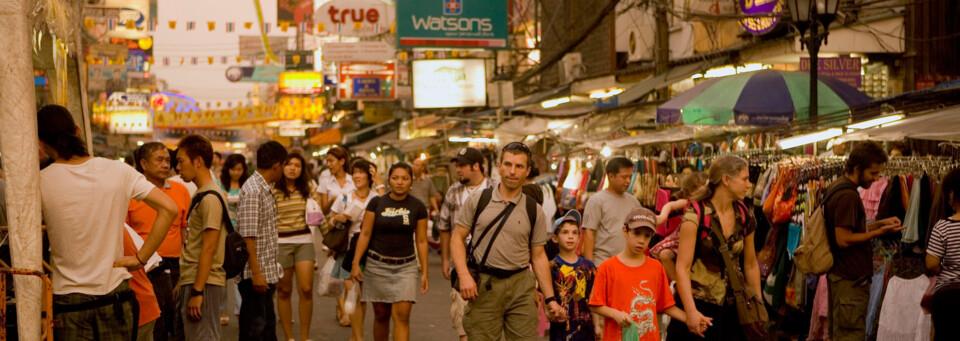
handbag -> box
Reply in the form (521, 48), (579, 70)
(707, 221), (769, 340)
(306, 198), (324, 227)
(451, 188), (517, 290)
(321, 219), (351, 252)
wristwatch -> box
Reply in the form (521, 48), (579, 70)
(190, 287), (204, 297)
(544, 296), (558, 305)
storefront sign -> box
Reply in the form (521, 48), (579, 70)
(396, 0), (508, 49)
(364, 107), (394, 123)
(800, 57), (862, 88)
(83, 3), (149, 39)
(338, 62), (397, 101)
(279, 123), (306, 137)
(321, 42), (395, 62)
(739, 0), (782, 35)
(225, 66), (286, 83)
(278, 0), (314, 26)
(105, 92), (152, 134)
(316, 0), (392, 37)
(279, 72), (324, 95)
(276, 96), (325, 120)
(88, 65), (128, 94)
(412, 59), (486, 108)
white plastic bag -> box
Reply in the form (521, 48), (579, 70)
(316, 258), (344, 297)
(344, 285), (358, 315)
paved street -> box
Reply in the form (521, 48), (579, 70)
(220, 251), (464, 341)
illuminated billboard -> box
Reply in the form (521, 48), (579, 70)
(412, 59), (486, 108)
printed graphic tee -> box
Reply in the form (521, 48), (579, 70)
(550, 256), (597, 341)
(366, 194), (428, 257)
(588, 255), (675, 341)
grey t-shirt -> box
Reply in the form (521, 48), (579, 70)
(408, 177), (439, 209)
(582, 190), (641, 265)
(456, 187), (548, 271)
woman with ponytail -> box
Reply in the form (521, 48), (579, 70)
(667, 155), (761, 340)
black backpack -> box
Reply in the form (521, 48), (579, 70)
(188, 190), (249, 279)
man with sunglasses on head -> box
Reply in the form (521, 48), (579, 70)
(439, 147), (498, 341)
(451, 142), (565, 341)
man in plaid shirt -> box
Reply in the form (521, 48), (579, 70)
(438, 147), (497, 341)
(236, 141), (287, 340)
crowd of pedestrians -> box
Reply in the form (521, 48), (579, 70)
(28, 103), (960, 341)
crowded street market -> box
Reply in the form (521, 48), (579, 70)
(1, 0), (960, 340)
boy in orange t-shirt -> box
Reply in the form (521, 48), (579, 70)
(589, 207), (709, 341)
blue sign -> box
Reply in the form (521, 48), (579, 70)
(353, 77), (382, 99)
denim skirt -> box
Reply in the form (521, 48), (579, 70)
(362, 251), (419, 303)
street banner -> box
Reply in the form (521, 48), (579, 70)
(396, 0), (508, 49)
(321, 42), (395, 62)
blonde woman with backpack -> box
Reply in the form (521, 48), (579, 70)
(667, 156), (760, 340)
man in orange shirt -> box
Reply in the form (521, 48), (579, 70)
(128, 142), (191, 341)
(124, 225), (162, 340)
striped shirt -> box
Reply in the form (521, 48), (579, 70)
(927, 218), (960, 291)
(273, 185), (314, 237)
(237, 172), (280, 284)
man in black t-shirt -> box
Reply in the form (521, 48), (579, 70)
(824, 141), (904, 341)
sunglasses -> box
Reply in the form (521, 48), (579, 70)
(503, 142), (532, 158)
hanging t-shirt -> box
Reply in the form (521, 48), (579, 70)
(549, 256), (596, 341)
(40, 158), (155, 295)
(901, 177), (923, 243)
(876, 275), (931, 341)
(366, 194), (428, 257)
(588, 256), (675, 341)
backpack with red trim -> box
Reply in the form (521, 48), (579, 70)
(691, 200), (750, 252)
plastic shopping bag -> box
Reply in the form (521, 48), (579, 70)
(344, 285), (358, 315)
(317, 258), (344, 297)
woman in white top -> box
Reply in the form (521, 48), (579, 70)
(329, 159), (385, 335)
(319, 147), (357, 215)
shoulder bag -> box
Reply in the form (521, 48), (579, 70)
(706, 215), (769, 341)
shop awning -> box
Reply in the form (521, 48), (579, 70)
(838, 105), (960, 142)
(617, 59), (722, 104)
(351, 130), (397, 152)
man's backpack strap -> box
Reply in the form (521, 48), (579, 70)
(466, 188), (495, 254)
(188, 190), (235, 234)
(525, 192), (537, 245)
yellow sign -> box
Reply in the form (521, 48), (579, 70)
(278, 72), (324, 95)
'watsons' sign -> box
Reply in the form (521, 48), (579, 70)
(396, 0), (508, 49)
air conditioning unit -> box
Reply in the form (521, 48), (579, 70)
(558, 52), (584, 84)
(627, 28), (646, 62)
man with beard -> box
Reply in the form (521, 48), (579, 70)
(438, 147), (497, 341)
(824, 141), (905, 341)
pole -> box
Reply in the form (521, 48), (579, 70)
(808, 16), (820, 129)
(0, 0), (44, 339)
(654, 0), (670, 99)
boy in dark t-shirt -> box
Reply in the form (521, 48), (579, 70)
(548, 210), (596, 341)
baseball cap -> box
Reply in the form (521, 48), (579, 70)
(624, 207), (657, 232)
(550, 210), (581, 234)
(451, 147), (484, 165)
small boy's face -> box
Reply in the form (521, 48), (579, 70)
(552, 222), (581, 251)
(622, 225), (654, 255)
